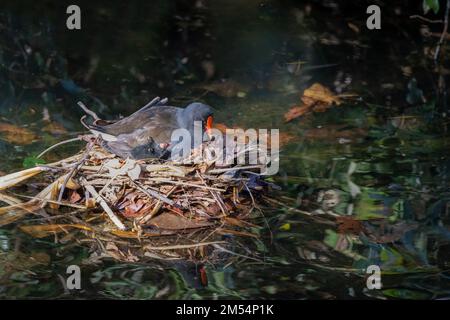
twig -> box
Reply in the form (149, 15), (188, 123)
(410, 14), (443, 24)
(197, 171), (226, 216)
(144, 178), (225, 191)
(25, 208), (86, 222)
(57, 141), (95, 203)
(261, 195), (313, 216)
(79, 115), (91, 131)
(207, 165), (263, 174)
(46, 154), (87, 167)
(80, 177), (126, 230)
(434, 0), (450, 61)
(9, 193), (87, 209)
(131, 179), (179, 208)
(244, 182), (273, 243)
(145, 241), (226, 251)
(423, 31), (450, 39)
(212, 244), (263, 262)
(77, 101), (101, 121)
(37, 137), (82, 159)
(138, 186), (178, 224)
(201, 219), (225, 243)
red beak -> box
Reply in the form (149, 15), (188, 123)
(206, 116), (213, 137)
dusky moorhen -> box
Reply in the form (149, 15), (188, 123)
(85, 101), (214, 159)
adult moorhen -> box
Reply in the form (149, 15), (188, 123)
(84, 98), (214, 160)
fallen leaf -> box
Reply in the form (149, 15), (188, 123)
(336, 216), (363, 235)
(0, 200), (46, 227)
(104, 158), (141, 180)
(312, 102), (332, 112)
(146, 212), (212, 230)
(117, 190), (154, 218)
(124, 199), (148, 217)
(284, 105), (311, 122)
(105, 242), (139, 262)
(20, 224), (93, 238)
(0, 123), (38, 145)
(284, 83), (344, 122)
(303, 83), (344, 105)
(0, 166), (47, 190)
(104, 242), (123, 260)
(85, 198), (96, 208)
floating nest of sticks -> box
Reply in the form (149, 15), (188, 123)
(0, 139), (276, 263)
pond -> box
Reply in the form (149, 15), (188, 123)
(0, 1), (449, 299)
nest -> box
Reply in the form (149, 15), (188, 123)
(0, 140), (275, 263)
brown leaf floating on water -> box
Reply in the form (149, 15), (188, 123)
(0, 122), (38, 145)
(284, 105), (311, 122)
(284, 83), (347, 122)
(303, 83), (342, 105)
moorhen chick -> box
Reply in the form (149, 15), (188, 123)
(85, 100), (214, 160)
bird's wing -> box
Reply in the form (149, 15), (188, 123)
(100, 140), (134, 159)
(104, 131), (167, 159)
(87, 106), (181, 139)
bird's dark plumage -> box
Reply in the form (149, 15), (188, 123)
(85, 100), (213, 159)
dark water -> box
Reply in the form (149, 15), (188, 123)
(1, 1), (450, 299)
